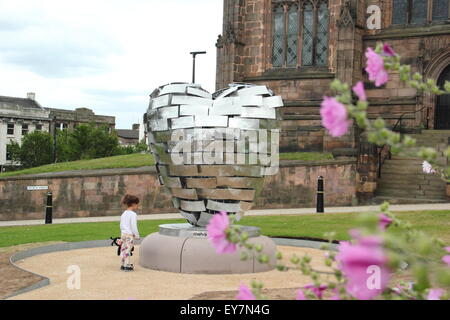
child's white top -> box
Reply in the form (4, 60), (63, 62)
(120, 210), (140, 239)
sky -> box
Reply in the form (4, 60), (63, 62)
(0, 0), (223, 129)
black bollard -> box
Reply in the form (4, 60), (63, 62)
(316, 176), (324, 213)
(45, 192), (53, 224)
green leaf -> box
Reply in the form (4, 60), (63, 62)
(412, 264), (430, 292)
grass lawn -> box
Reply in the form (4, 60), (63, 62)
(0, 153), (155, 178)
(0, 210), (448, 248)
(279, 152), (334, 162)
(0, 152), (334, 178)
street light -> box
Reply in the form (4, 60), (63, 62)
(190, 51), (206, 84)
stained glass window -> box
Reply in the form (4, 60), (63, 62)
(316, 2), (329, 66)
(433, 0), (449, 21)
(272, 1), (328, 68)
(393, 0), (448, 25)
(301, 3), (314, 66)
(393, 0), (408, 25)
(287, 5), (298, 67)
(273, 6), (284, 68)
(411, 0), (428, 24)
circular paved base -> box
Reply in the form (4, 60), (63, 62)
(139, 232), (276, 274)
(158, 223), (261, 238)
(10, 244), (333, 300)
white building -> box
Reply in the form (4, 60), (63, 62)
(0, 93), (51, 171)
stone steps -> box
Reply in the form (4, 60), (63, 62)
(379, 171), (443, 180)
(376, 187), (446, 198)
(375, 130), (449, 204)
(377, 181), (446, 191)
(373, 196), (448, 205)
(383, 158), (423, 165)
(390, 155), (423, 161)
(421, 129), (450, 135)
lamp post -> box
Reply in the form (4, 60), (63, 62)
(190, 51), (206, 84)
(316, 176), (324, 213)
(45, 191), (53, 224)
(52, 117), (57, 163)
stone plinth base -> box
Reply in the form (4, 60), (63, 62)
(139, 224), (276, 274)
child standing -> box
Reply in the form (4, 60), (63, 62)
(119, 194), (141, 271)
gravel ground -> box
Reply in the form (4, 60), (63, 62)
(8, 245), (333, 300)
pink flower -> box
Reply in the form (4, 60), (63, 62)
(352, 81), (367, 101)
(427, 288), (445, 300)
(304, 284), (328, 299)
(443, 247), (450, 267)
(382, 44), (397, 57)
(365, 48), (389, 87)
(207, 211), (236, 254)
(378, 213), (393, 230)
(296, 289), (306, 300)
(358, 235), (384, 247)
(349, 229), (361, 239)
(236, 284), (256, 300)
(443, 256), (450, 266)
(320, 97), (351, 137)
(335, 237), (390, 300)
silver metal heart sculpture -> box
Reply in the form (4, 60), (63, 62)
(146, 82), (283, 227)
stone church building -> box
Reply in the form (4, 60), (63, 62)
(216, 0), (450, 152)
(216, 0), (450, 203)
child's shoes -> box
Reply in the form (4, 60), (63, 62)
(121, 264), (134, 271)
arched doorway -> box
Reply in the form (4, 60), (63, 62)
(435, 65), (450, 129)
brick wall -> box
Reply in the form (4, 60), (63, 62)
(0, 161), (357, 221)
(257, 159), (357, 208)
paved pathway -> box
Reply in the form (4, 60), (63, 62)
(8, 245), (331, 300)
(1, 203), (449, 227)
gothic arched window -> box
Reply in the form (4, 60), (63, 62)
(272, 5), (285, 67)
(392, 0), (449, 25)
(272, 0), (329, 68)
(287, 4), (299, 67)
(272, 3), (299, 67)
(302, 1), (329, 66)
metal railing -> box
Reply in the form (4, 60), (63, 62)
(391, 105), (430, 134)
(375, 106), (430, 178)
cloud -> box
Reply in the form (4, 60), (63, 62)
(83, 88), (145, 99)
(0, 1), (123, 78)
(0, 27), (122, 78)
(0, 0), (223, 129)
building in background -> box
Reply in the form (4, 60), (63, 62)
(1, 92), (117, 171)
(0, 93), (51, 171)
(216, 0), (450, 203)
(46, 107), (116, 133)
(216, 0), (450, 152)
(116, 124), (140, 145)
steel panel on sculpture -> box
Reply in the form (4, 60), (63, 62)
(146, 82), (283, 227)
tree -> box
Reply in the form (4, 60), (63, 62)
(55, 129), (73, 162)
(134, 139), (149, 153)
(56, 123), (120, 161)
(17, 131), (54, 168)
(113, 139), (149, 156)
(7, 141), (21, 165)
